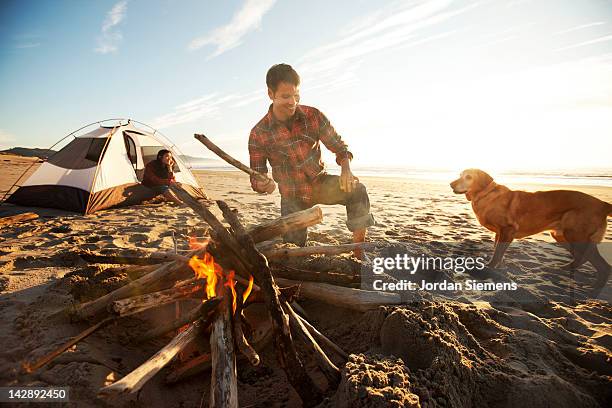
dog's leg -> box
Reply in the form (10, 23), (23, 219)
(563, 242), (589, 269)
(487, 227), (515, 268)
(584, 244), (611, 297)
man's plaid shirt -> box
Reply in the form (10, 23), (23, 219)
(249, 105), (353, 203)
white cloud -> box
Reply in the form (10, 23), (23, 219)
(554, 22), (606, 35)
(12, 33), (42, 49)
(554, 34), (612, 52)
(188, 0), (276, 58)
(95, 1), (128, 54)
(297, 0), (477, 83)
(151, 92), (262, 129)
(14, 42), (41, 49)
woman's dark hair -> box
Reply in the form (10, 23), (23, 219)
(157, 149), (171, 161)
(266, 64), (300, 92)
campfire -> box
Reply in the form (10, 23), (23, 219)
(21, 185), (397, 407)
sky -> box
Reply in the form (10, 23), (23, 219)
(1, 0), (611, 173)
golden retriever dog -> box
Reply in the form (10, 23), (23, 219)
(450, 169), (611, 294)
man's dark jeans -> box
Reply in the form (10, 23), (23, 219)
(280, 174), (375, 246)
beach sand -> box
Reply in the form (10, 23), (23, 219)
(1, 153), (611, 407)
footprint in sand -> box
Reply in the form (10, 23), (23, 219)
(128, 233), (150, 243)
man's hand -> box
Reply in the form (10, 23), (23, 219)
(339, 159), (358, 193)
(253, 176), (276, 194)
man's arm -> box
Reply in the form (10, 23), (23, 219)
(318, 111), (358, 193)
(248, 130), (275, 194)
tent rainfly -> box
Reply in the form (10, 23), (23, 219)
(6, 121), (206, 214)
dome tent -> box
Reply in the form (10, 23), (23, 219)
(5, 119), (206, 214)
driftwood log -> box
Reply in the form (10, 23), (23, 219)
(272, 265), (357, 287)
(109, 281), (204, 317)
(296, 314), (348, 361)
(78, 251), (186, 265)
(284, 302), (340, 389)
(71, 249), (204, 320)
(23, 317), (114, 373)
(209, 290), (238, 408)
(265, 242), (377, 259)
(194, 133), (268, 181)
(275, 278), (402, 312)
(166, 353), (211, 383)
(98, 319), (205, 398)
(137, 297), (221, 342)
(247, 207), (323, 243)
(114, 264), (161, 281)
(232, 288), (260, 367)
(217, 200), (325, 407)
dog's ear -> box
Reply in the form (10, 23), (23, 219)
(475, 170), (493, 190)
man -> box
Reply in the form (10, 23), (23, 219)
(142, 149), (183, 205)
(248, 63), (375, 257)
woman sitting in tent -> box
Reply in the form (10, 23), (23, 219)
(142, 149), (183, 205)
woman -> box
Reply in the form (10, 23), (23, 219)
(142, 149), (183, 204)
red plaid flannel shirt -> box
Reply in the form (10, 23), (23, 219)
(249, 105), (353, 203)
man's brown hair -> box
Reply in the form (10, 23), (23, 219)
(266, 63), (300, 92)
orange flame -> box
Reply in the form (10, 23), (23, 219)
(224, 271), (237, 315)
(188, 236), (210, 250)
(188, 251), (254, 314)
(189, 253), (222, 298)
(243, 275), (254, 304)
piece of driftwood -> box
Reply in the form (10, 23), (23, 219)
(296, 314), (348, 361)
(194, 133), (268, 181)
(264, 242), (377, 259)
(244, 284), (301, 306)
(284, 302), (340, 389)
(22, 317), (114, 374)
(275, 278), (402, 312)
(109, 281), (204, 317)
(165, 353), (212, 384)
(209, 291), (238, 408)
(169, 186), (253, 281)
(271, 265), (357, 287)
(170, 184), (323, 248)
(166, 304), (273, 384)
(247, 207), (323, 244)
(98, 319), (205, 398)
(78, 250), (187, 265)
(0, 212), (39, 228)
(71, 249), (203, 321)
(120, 264), (160, 281)
(233, 287), (260, 367)
(217, 200), (324, 407)
(137, 297), (221, 342)
(234, 319), (259, 367)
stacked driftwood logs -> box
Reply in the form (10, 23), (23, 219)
(22, 186), (401, 407)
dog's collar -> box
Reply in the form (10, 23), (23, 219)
(466, 180), (496, 201)
(470, 181), (497, 201)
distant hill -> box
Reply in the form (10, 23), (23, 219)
(0, 147), (56, 158)
(0, 148), (223, 166)
(179, 155), (223, 165)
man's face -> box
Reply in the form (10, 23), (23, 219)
(268, 81), (300, 121)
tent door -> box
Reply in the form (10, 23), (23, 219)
(123, 134), (142, 180)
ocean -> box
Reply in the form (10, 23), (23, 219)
(188, 163), (612, 188)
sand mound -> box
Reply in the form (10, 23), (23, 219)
(335, 301), (611, 408)
(333, 354), (420, 408)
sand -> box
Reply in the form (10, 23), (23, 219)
(0, 153), (611, 407)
